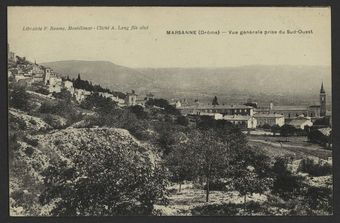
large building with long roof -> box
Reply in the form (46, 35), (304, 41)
(255, 82), (327, 120)
(178, 104), (254, 116)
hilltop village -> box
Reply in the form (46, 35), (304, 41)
(8, 45), (150, 107)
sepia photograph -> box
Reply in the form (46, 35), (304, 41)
(7, 7), (332, 216)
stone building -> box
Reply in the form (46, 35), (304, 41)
(63, 80), (75, 94)
(125, 90), (137, 106)
(254, 113), (285, 127)
(222, 115), (257, 129)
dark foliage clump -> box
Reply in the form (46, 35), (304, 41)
(9, 85), (30, 111)
(271, 157), (304, 200)
(24, 147), (35, 157)
(145, 98), (180, 115)
(23, 136), (39, 147)
(299, 158), (332, 176)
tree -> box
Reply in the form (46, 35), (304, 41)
(313, 117), (330, 127)
(35, 87), (50, 95)
(165, 143), (197, 192)
(157, 124), (178, 155)
(80, 93), (116, 113)
(129, 105), (148, 119)
(39, 144), (168, 216)
(176, 115), (189, 126)
(9, 85), (30, 111)
(308, 129), (330, 147)
(212, 96), (219, 106)
(280, 124), (297, 141)
(262, 123), (271, 129)
(52, 88), (72, 101)
(185, 129), (233, 202)
(271, 157), (304, 200)
(305, 186), (333, 213)
(271, 124), (281, 136)
(232, 167), (272, 214)
(145, 98), (180, 115)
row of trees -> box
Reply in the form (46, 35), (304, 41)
(145, 98), (180, 115)
(73, 74), (126, 99)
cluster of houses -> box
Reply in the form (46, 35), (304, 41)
(7, 45), (153, 107)
(178, 83), (331, 131)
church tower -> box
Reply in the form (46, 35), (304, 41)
(320, 82), (326, 116)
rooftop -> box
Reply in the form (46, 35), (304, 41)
(272, 106), (308, 111)
(223, 115), (253, 121)
(178, 105), (253, 110)
(254, 113), (284, 118)
(288, 118), (312, 126)
(318, 128), (331, 136)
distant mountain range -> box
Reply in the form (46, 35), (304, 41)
(42, 60), (331, 105)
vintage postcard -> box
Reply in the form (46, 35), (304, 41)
(7, 7), (332, 216)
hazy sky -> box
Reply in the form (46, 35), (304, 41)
(8, 7), (331, 68)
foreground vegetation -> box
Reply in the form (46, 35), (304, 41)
(8, 83), (333, 216)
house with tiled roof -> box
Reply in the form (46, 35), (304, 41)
(288, 116), (313, 129)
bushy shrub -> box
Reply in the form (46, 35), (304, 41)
(43, 114), (65, 129)
(23, 136), (39, 147)
(146, 98), (180, 115)
(308, 129), (331, 146)
(54, 139), (62, 146)
(271, 157), (305, 200)
(40, 100), (82, 127)
(29, 119), (37, 125)
(262, 124), (271, 129)
(24, 147), (34, 157)
(129, 105), (148, 119)
(9, 85), (30, 111)
(299, 158), (332, 176)
(17, 118), (27, 130)
(127, 123), (151, 141)
(305, 186), (333, 214)
(39, 102), (56, 114)
(176, 115), (189, 126)
(35, 87), (50, 95)
(52, 88), (72, 101)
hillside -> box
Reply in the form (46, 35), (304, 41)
(42, 60), (154, 92)
(42, 60), (331, 104)
(10, 126), (159, 216)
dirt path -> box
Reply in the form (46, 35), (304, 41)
(249, 139), (332, 159)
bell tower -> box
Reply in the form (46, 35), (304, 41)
(320, 82), (326, 116)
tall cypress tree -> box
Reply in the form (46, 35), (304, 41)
(212, 96), (219, 106)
